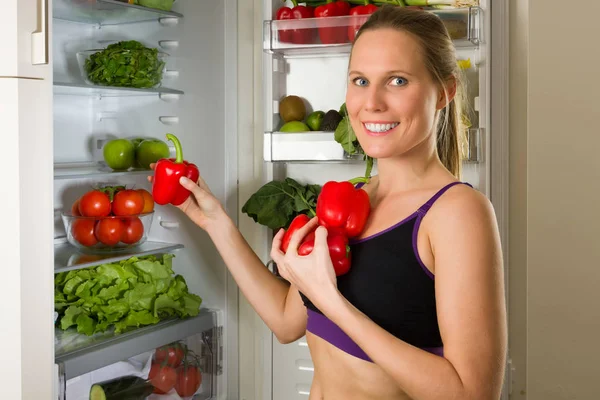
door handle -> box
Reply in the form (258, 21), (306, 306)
(31, 0), (49, 65)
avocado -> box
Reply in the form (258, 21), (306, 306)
(321, 109), (343, 131)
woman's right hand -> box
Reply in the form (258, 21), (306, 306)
(148, 164), (225, 231)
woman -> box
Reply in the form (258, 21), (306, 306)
(170, 6), (506, 400)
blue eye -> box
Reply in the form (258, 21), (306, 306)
(352, 77), (368, 86)
(390, 77), (407, 86)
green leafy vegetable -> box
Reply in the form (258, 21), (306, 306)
(84, 40), (165, 88)
(135, 0), (175, 11)
(334, 115), (374, 183)
(54, 254), (202, 336)
(241, 178), (322, 230)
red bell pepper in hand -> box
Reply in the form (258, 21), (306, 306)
(276, 1), (316, 45)
(316, 180), (370, 238)
(280, 214), (312, 253)
(298, 230), (351, 276)
(348, 2), (378, 42)
(152, 133), (200, 206)
(314, 0), (351, 45)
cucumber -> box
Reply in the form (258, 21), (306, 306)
(89, 385), (106, 400)
(89, 376), (154, 400)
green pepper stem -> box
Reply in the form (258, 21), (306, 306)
(166, 133), (183, 163)
(290, 0), (299, 7)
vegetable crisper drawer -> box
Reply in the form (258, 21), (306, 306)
(56, 310), (220, 400)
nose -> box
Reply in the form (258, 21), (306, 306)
(364, 86), (387, 113)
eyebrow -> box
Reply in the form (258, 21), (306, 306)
(348, 69), (414, 77)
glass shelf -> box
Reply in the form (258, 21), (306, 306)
(263, 7), (481, 56)
(54, 162), (153, 180)
(53, 82), (184, 97)
(54, 240), (184, 273)
(53, 0), (183, 26)
(55, 310), (216, 380)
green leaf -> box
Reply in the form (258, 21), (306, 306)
(241, 179), (321, 230)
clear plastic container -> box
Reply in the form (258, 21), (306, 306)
(76, 48), (168, 89)
(62, 212), (155, 253)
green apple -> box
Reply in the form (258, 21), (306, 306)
(103, 139), (135, 171)
(135, 139), (170, 169)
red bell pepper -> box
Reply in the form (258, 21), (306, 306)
(347, 2), (378, 42)
(315, 180), (370, 238)
(276, 1), (316, 45)
(298, 230), (351, 276)
(280, 214), (311, 253)
(152, 133), (200, 206)
(314, 0), (351, 45)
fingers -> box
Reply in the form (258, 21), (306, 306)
(287, 216), (319, 255)
(270, 228), (285, 260)
(313, 226), (329, 251)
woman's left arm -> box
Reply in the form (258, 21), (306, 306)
(274, 190), (507, 400)
(325, 191), (507, 400)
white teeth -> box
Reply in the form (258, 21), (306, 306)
(364, 122), (399, 133)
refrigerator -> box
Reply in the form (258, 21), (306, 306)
(0, 0), (509, 399)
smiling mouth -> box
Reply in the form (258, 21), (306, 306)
(363, 122), (399, 135)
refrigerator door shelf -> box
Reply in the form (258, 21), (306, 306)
(54, 81), (184, 98)
(55, 309), (219, 394)
(53, 0), (183, 26)
(264, 131), (366, 163)
(54, 240), (184, 273)
(263, 7), (481, 57)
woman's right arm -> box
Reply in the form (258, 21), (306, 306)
(176, 175), (308, 343)
(207, 212), (308, 343)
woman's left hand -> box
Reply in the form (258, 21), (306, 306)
(270, 217), (339, 308)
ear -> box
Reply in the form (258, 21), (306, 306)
(436, 76), (457, 110)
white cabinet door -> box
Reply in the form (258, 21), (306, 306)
(0, 77), (54, 399)
(0, 0), (51, 78)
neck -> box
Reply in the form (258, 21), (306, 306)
(373, 134), (445, 195)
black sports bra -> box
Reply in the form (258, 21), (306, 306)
(302, 181), (473, 362)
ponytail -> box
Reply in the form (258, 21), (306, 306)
(436, 85), (466, 178)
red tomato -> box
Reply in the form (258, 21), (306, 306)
(78, 190), (111, 217)
(94, 218), (124, 246)
(149, 363), (177, 394)
(136, 189), (155, 214)
(112, 189), (144, 216)
(121, 217), (144, 244)
(154, 343), (185, 368)
(71, 198), (81, 216)
(71, 219), (98, 247)
(175, 365), (202, 397)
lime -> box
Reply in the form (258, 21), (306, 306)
(280, 121), (310, 132)
(103, 139), (135, 171)
(306, 111), (325, 131)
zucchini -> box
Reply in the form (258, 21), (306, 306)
(89, 376), (154, 400)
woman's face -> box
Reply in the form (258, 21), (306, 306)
(346, 28), (444, 160)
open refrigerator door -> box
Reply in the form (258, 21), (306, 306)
(50, 0), (239, 399)
(248, 0), (508, 398)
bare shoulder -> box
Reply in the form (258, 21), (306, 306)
(425, 182), (502, 261)
(429, 183), (498, 232)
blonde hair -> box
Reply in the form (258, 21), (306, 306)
(352, 5), (467, 178)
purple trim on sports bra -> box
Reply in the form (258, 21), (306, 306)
(412, 181), (472, 280)
(306, 309), (444, 362)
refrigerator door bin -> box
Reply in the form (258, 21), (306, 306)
(263, 7), (481, 56)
